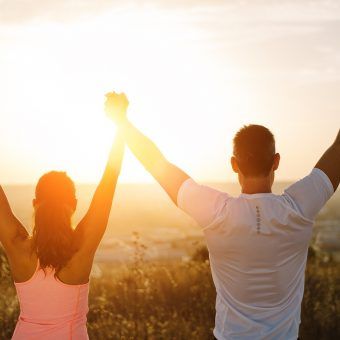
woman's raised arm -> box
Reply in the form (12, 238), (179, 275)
(0, 186), (29, 253)
(74, 96), (126, 256)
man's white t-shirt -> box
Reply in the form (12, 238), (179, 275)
(177, 168), (334, 340)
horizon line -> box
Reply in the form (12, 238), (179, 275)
(2, 179), (296, 186)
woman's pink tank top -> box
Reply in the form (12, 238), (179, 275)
(12, 261), (89, 340)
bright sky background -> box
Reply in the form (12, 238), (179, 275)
(0, 0), (339, 184)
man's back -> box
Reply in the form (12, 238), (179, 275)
(178, 168), (334, 339)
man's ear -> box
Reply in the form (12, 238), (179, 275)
(231, 156), (239, 173)
(273, 153), (280, 171)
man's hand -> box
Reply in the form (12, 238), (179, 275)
(105, 92), (129, 125)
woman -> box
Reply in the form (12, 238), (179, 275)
(0, 93), (128, 339)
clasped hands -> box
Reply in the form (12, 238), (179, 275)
(105, 92), (129, 126)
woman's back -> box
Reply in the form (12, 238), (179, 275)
(13, 260), (89, 340)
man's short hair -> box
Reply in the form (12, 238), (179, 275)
(233, 125), (276, 177)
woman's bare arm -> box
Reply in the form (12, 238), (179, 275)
(0, 186), (29, 253)
(74, 131), (125, 255)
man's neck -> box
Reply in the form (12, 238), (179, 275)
(241, 176), (272, 194)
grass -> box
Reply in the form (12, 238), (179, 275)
(0, 245), (339, 339)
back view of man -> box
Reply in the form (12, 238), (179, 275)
(177, 126), (336, 339)
(105, 93), (339, 339)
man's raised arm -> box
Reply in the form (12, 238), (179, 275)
(118, 120), (190, 205)
(104, 93), (231, 228)
(315, 129), (340, 192)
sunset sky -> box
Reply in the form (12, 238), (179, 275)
(0, 0), (339, 184)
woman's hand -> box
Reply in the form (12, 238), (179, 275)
(105, 92), (129, 125)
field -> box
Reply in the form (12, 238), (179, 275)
(0, 244), (339, 340)
(0, 184), (340, 339)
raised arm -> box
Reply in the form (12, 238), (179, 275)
(104, 93), (190, 204)
(315, 129), (340, 192)
(120, 119), (189, 204)
(0, 186), (29, 252)
(74, 130), (125, 255)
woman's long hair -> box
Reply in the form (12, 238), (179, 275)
(31, 171), (76, 272)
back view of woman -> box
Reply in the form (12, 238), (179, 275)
(0, 93), (128, 339)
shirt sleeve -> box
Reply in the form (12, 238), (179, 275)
(177, 179), (230, 227)
(283, 168), (334, 221)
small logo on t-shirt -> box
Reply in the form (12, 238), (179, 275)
(256, 206), (261, 234)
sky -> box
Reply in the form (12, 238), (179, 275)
(0, 0), (339, 184)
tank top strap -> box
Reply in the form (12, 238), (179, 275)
(35, 258), (40, 272)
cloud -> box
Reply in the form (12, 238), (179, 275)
(0, 0), (114, 23)
(180, 0), (340, 83)
(1, 0), (339, 83)
(1, 0), (340, 24)
(0, 0), (204, 23)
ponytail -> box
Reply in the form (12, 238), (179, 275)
(32, 171), (76, 272)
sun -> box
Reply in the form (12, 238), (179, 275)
(1, 9), (247, 184)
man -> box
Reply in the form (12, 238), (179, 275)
(105, 92), (339, 339)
